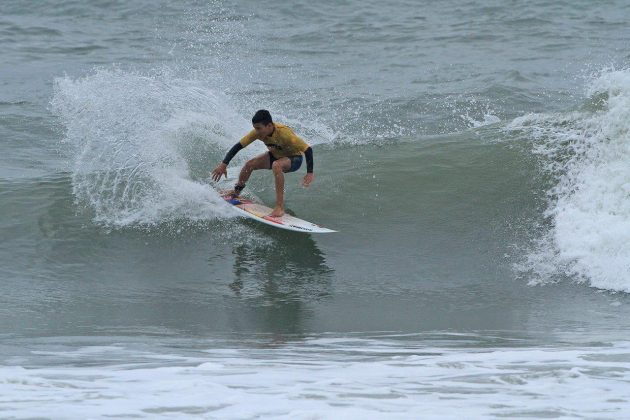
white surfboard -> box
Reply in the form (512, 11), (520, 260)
(223, 195), (336, 233)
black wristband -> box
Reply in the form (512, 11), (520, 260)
(304, 146), (314, 173)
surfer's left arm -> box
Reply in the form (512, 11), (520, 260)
(303, 146), (314, 187)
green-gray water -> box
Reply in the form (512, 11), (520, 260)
(2, 0), (630, 417)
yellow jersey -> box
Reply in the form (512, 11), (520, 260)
(239, 123), (310, 159)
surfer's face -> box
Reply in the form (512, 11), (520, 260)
(253, 122), (274, 138)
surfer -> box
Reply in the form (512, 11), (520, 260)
(211, 110), (314, 218)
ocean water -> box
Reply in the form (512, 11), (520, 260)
(2, 0), (630, 417)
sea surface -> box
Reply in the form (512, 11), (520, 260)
(2, 0), (630, 417)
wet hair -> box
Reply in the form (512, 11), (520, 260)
(252, 109), (273, 125)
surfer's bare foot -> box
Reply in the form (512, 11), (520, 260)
(269, 206), (284, 218)
(221, 189), (238, 198)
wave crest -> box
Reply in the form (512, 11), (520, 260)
(51, 67), (250, 227)
(509, 69), (630, 292)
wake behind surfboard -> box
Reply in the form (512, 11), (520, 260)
(222, 195), (336, 233)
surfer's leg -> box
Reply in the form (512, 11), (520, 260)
(225, 153), (270, 197)
(270, 157), (291, 217)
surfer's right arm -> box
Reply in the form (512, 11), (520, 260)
(211, 130), (257, 182)
(221, 143), (244, 165)
(211, 143), (241, 181)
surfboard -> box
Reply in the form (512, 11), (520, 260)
(222, 195), (336, 233)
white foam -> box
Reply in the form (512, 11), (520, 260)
(508, 69), (630, 292)
(462, 112), (501, 128)
(51, 67), (251, 227)
(1, 337), (630, 418)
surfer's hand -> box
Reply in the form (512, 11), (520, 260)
(211, 163), (227, 182)
(302, 173), (314, 187)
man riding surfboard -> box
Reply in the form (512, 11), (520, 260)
(211, 110), (314, 218)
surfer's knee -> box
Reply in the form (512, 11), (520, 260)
(271, 160), (285, 173)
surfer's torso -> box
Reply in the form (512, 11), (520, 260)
(239, 123), (309, 158)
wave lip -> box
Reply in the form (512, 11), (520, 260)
(510, 69), (630, 292)
(51, 67), (247, 227)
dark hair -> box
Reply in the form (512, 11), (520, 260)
(252, 109), (273, 125)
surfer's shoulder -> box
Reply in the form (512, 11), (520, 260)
(274, 122), (297, 136)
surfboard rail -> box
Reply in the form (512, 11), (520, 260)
(223, 196), (336, 233)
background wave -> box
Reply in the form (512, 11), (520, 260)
(509, 69), (630, 292)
